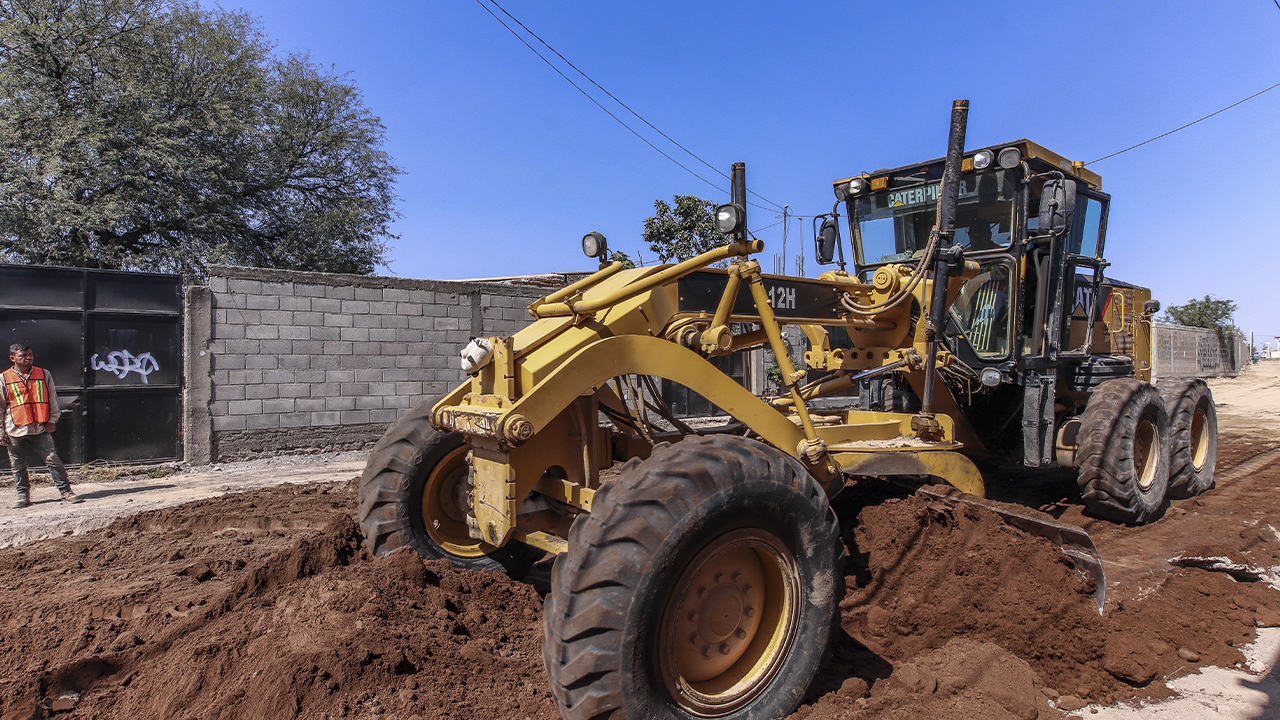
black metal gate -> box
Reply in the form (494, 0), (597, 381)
(0, 265), (182, 466)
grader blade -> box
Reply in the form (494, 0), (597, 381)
(912, 485), (1107, 614)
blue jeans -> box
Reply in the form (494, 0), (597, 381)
(7, 433), (71, 496)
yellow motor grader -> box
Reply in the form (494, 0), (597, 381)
(359, 101), (1216, 720)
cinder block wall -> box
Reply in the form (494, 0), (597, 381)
(185, 266), (570, 461)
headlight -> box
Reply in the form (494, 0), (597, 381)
(980, 367), (1003, 387)
(848, 177), (868, 195)
(972, 150), (994, 170)
(715, 203), (744, 234)
(582, 231), (607, 258)
(997, 147), (1022, 170)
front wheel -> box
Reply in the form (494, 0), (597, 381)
(543, 435), (844, 720)
(358, 398), (540, 576)
(1076, 378), (1171, 524)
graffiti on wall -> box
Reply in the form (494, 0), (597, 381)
(91, 350), (160, 384)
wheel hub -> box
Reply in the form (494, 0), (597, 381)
(659, 528), (799, 716)
(673, 552), (766, 681)
(1190, 406), (1209, 471)
(421, 446), (489, 558)
(1135, 418), (1157, 490)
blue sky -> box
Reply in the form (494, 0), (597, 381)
(228, 0), (1280, 343)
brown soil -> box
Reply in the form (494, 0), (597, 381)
(1, 437), (1278, 719)
(0, 484), (557, 720)
(793, 476), (1280, 720)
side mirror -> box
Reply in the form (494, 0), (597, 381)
(1038, 178), (1076, 234)
(815, 216), (841, 265)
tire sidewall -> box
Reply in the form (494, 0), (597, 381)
(1188, 387), (1218, 486)
(1126, 395), (1170, 516)
(619, 479), (841, 720)
(1165, 380), (1218, 498)
(403, 430), (467, 562)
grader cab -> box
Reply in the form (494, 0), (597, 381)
(358, 101), (1216, 720)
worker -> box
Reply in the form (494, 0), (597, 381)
(1, 343), (82, 508)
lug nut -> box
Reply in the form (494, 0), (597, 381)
(720, 643), (732, 655)
(697, 586), (707, 597)
(701, 645), (711, 658)
(688, 610), (698, 622)
(689, 632), (699, 645)
(731, 571), (741, 583)
(734, 629), (747, 639)
(742, 584), (752, 595)
(714, 572), (723, 583)
(744, 606), (755, 618)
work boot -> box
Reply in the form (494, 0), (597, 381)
(13, 493), (30, 509)
(60, 491), (83, 504)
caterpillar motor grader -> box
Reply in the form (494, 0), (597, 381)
(359, 101), (1216, 720)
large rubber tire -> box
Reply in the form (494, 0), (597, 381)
(1159, 379), (1217, 499)
(358, 398), (540, 576)
(543, 435), (844, 720)
(1076, 378), (1171, 524)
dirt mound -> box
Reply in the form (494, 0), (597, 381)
(794, 485), (1280, 717)
(794, 638), (1060, 720)
(0, 483), (555, 720)
(1, 452), (1277, 719)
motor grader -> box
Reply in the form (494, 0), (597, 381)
(358, 101), (1216, 720)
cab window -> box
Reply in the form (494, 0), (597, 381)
(950, 261), (1015, 359)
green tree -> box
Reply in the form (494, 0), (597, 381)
(641, 195), (729, 263)
(0, 0), (401, 278)
(607, 249), (635, 269)
(1162, 295), (1237, 330)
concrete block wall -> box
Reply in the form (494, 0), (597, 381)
(186, 266), (573, 461)
(1152, 322), (1248, 382)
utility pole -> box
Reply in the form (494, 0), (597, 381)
(781, 205), (789, 270)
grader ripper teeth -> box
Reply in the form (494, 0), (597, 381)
(359, 100), (1216, 720)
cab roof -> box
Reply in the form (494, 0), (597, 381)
(833, 139), (1102, 196)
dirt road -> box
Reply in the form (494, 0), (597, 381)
(0, 364), (1276, 719)
(0, 452), (366, 549)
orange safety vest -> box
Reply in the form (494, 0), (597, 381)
(2, 366), (51, 426)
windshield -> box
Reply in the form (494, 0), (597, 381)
(852, 169), (1017, 265)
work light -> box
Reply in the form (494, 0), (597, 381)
(582, 232), (607, 258)
(715, 204), (744, 234)
(997, 147), (1022, 170)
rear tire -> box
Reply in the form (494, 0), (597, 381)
(1076, 378), (1170, 524)
(358, 398), (540, 576)
(543, 435), (844, 720)
(1159, 379), (1217, 498)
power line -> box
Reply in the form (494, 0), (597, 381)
(485, 0), (783, 210)
(475, 0), (785, 211)
(472, 0), (729, 198)
(1086, 80), (1280, 165)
